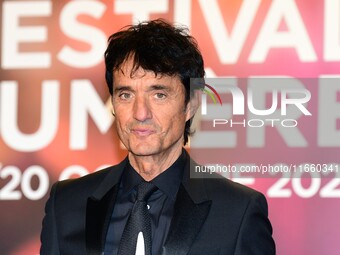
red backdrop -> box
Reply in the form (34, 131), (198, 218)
(0, 1), (339, 254)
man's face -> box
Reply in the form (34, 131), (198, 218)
(112, 58), (192, 157)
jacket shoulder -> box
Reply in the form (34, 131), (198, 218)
(52, 158), (126, 201)
(205, 176), (262, 199)
(203, 176), (267, 213)
(55, 166), (113, 195)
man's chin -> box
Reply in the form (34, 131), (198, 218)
(129, 149), (158, 157)
(128, 143), (160, 157)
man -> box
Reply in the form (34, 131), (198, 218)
(41, 19), (275, 255)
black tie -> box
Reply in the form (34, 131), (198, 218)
(118, 181), (157, 255)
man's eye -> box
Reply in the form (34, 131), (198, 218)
(154, 93), (166, 99)
(119, 93), (131, 99)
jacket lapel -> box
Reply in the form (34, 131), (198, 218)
(85, 159), (127, 255)
(162, 154), (212, 255)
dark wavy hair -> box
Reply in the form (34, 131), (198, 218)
(104, 19), (205, 145)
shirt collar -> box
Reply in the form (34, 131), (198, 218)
(121, 149), (187, 201)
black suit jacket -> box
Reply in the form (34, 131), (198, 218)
(40, 153), (275, 255)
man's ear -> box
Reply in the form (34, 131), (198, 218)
(186, 89), (201, 121)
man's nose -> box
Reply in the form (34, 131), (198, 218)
(133, 96), (152, 122)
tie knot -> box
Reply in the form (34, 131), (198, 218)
(136, 181), (157, 201)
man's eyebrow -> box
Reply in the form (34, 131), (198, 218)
(148, 85), (171, 91)
(114, 85), (133, 93)
(113, 84), (172, 93)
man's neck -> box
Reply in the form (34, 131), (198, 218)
(128, 146), (183, 181)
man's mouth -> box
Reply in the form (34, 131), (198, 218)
(130, 128), (156, 137)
